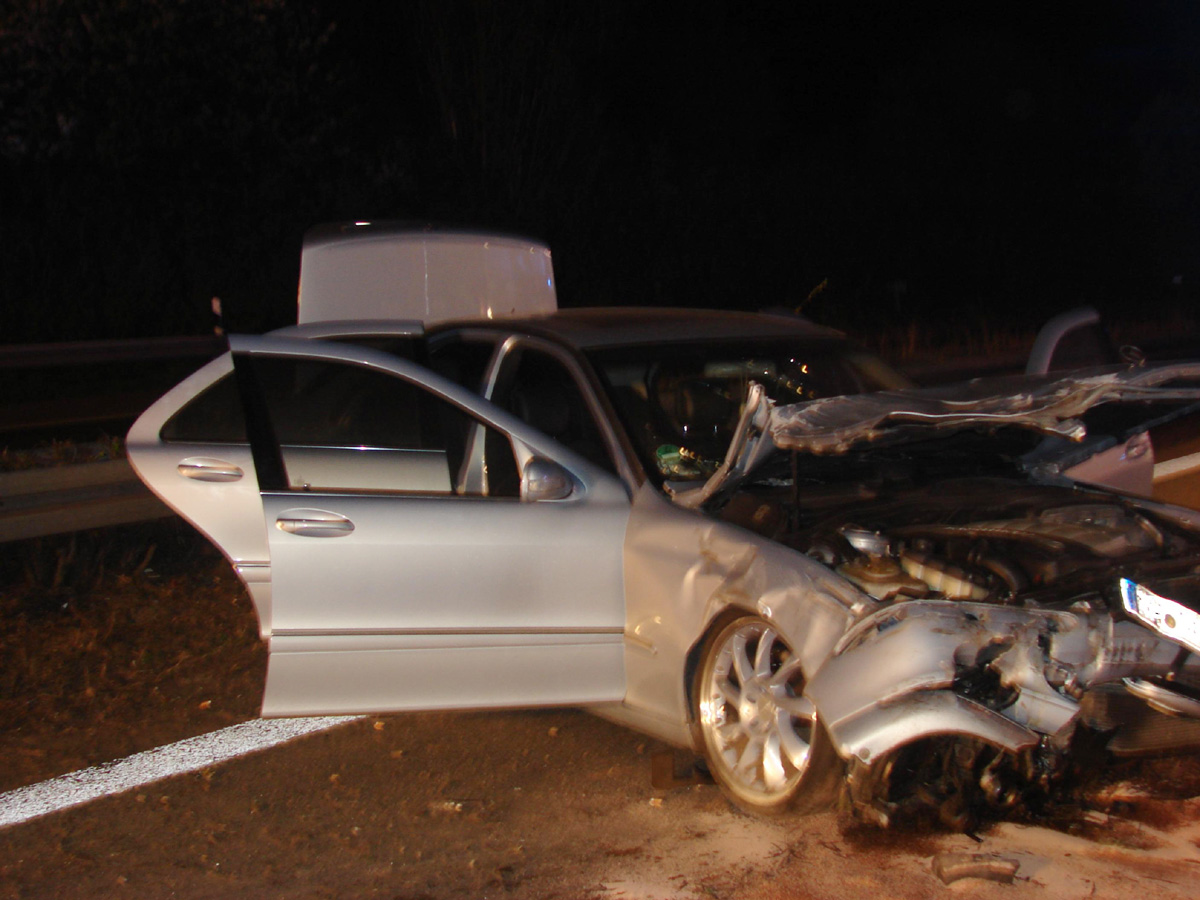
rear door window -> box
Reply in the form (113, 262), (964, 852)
(237, 355), (519, 497)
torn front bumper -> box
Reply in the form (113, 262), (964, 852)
(805, 598), (1200, 768)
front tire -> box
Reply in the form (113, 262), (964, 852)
(692, 615), (839, 815)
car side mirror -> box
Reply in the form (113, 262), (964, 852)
(521, 457), (575, 502)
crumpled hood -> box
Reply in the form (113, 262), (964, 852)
(674, 362), (1200, 508)
(773, 363), (1200, 454)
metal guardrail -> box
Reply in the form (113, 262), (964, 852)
(0, 335), (225, 369)
(1, 335), (226, 436)
(0, 460), (171, 543)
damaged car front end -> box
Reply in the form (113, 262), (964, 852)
(688, 365), (1200, 825)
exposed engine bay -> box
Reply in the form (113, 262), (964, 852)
(720, 427), (1199, 603)
(796, 487), (1195, 610)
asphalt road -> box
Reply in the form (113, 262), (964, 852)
(2, 708), (1199, 900)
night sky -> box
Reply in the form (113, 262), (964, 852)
(3, 1), (1199, 343)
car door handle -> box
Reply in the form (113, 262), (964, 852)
(177, 457), (244, 482)
(275, 508), (355, 537)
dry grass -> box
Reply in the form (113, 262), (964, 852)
(0, 435), (125, 472)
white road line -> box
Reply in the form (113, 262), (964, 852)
(0, 716), (364, 830)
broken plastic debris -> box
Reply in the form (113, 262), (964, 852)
(650, 749), (713, 790)
(932, 852), (1019, 885)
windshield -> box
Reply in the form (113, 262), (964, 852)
(587, 339), (908, 482)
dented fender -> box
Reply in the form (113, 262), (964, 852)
(611, 483), (868, 747)
(806, 599), (1191, 765)
(831, 691), (1040, 765)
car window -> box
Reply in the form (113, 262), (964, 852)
(493, 347), (619, 477)
(425, 336), (498, 395)
(328, 333), (497, 396)
(248, 356), (519, 497)
(160, 373), (247, 444)
(165, 356), (518, 497)
(588, 340), (907, 482)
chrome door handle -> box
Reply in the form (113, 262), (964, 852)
(275, 508), (355, 537)
(177, 457), (244, 482)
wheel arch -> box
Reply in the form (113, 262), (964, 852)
(683, 605), (760, 726)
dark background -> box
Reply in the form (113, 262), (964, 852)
(3, 1), (1199, 345)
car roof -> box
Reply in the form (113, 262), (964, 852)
(427, 307), (846, 350)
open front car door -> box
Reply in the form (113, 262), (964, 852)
(138, 335), (630, 716)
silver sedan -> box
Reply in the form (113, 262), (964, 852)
(128, 308), (1200, 823)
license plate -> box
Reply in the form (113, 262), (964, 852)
(1120, 577), (1200, 655)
